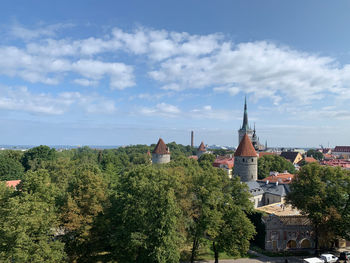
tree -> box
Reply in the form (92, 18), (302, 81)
(188, 166), (255, 263)
(198, 153), (216, 164)
(209, 177), (255, 263)
(109, 166), (182, 263)
(286, 163), (350, 250)
(258, 155), (295, 179)
(0, 154), (24, 181)
(0, 171), (66, 262)
(60, 164), (109, 262)
(21, 145), (56, 171)
(306, 149), (324, 161)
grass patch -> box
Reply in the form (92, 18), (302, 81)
(251, 245), (311, 257)
(180, 242), (256, 261)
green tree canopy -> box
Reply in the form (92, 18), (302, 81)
(0, 154), (24, 181)
(0, 171), (66, 262)
(306, 149), (324, 161)
(258, 155), (295, 179)
(109, 166), (182, 263)
(286, 163), (350, 249)
(21, 145), (56, 171)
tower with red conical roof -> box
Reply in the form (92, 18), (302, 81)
(152, 138), (171, 164)
(197, 141), (207, 158)
(234, 134), (258, 182)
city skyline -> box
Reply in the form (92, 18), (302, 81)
(1, 1), (350, 147)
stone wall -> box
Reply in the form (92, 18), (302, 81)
(152, 153), (170, 164)
(234, 156), (257, 182)
(264, 214), (314, 251)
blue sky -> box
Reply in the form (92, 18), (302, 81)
(0, 0), (350, 147)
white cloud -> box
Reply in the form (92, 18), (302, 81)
(0, 46), (135, 89)
(73, 78), (98, 87)
(140, 102), (181, 117)
(3, 23), (350, 111)
(214, 86), (240, 96)
(9, 22), (73, 40)
(72, 60), (134, 90)
(148, 41), (348, 105)
(139, 103), (237, 121)
(0, 85), (116, 115)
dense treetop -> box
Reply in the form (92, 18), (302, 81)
(0, 143), (256, 262)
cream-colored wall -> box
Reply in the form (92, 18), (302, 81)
(264, 193), (282, 205)
(250, 194), (263, 208)
(293, 153), (303, 164)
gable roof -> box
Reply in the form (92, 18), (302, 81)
(198, 141), (206, 152)
(152, 138), (170, 155)
(213, 157), (234, 169)
(304, 156), (318, 163)
(234, 134), (257, 157)
(334, 146), (350, 153)
(258, 181), (290, 197)
(246, 181), (264, 196)
(6, 180), (21, 188)
(280, 151), (301, 163)
(260, 173), (295, 184)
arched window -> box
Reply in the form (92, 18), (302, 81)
(287, 240), (297, 249)
(300, 239), (311, 248)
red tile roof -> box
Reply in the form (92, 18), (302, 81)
(260, 173), (295, 184)
(321, 159), (350, 168)
(323, 154), (334, 159)
(334, 146), (350, 153)
(6, 180), (21, 188)
(198, 141), (206, 152)
(152, 138), (170, 154)
(304, 157), (318, 163)
(188, 155), (198, 160)
(213, 157), (234, 169)
(234, 134), (257, 157)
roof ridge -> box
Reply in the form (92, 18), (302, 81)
(152, 138), (170, 155)
(234, 134), (257, 157)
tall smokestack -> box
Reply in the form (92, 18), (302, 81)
(191, 131), (194, 147)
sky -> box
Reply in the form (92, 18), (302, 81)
(0, 0), (350, 147)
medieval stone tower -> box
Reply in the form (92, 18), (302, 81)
(152, 138), (171, 164)
(234, 134), (258, 182)
(197, 141), (207, 158)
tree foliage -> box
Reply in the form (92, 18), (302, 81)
(0, 154), (24, 180)
(21, 145), (56, 171)
(258, 155), (295, 179)
(0, 171), (66, 262)
(306, 149), (324, 161)
(109, 166), (182, 263)
(0, 142), (259, 262)
(286, 163), (350, 249)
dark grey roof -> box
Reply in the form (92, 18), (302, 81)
(246, 181), (264, 196)
(280, 151), (299, 162)
(258, 181), (290, 197)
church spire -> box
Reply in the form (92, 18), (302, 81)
(242, 96), (249, 130)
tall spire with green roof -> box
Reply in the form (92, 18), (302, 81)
(242, 96), (249, 130)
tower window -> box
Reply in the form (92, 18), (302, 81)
(251, 158), (253, 162)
